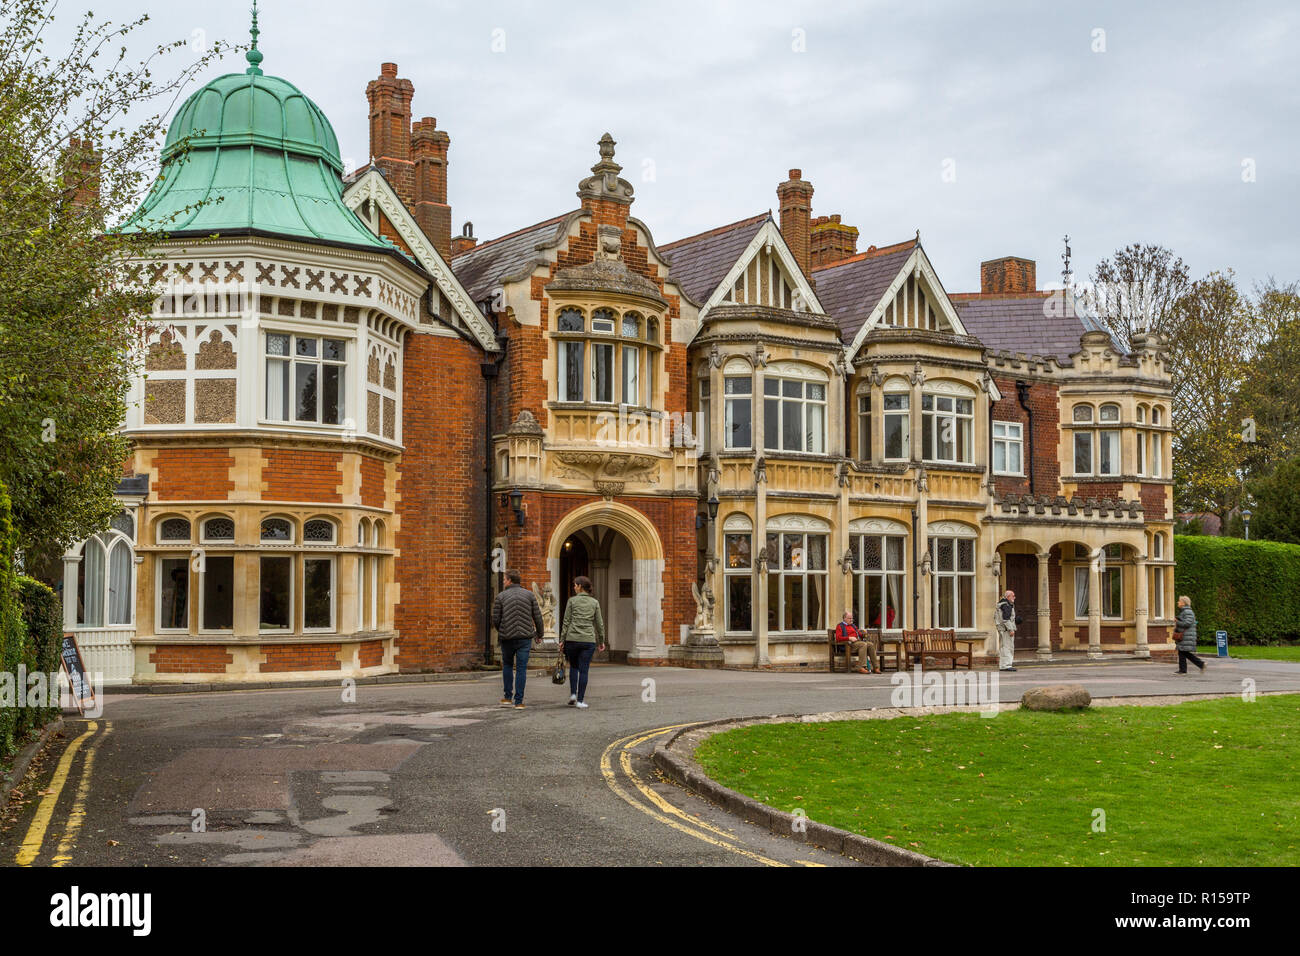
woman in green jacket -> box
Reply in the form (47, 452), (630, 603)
(561, 576), (605, 708)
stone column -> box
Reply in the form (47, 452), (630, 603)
(1036, 549), (1053, 660)
(709, 358), (724, 457)
(915, 476), (929, 629)
(1134, 552), (1150, 659)
(1088, 548), (1103, 659)
(62, 555), (79, 631)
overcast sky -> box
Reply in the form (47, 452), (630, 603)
(55, 0), (1299, 293)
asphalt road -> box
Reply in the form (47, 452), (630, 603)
(4, 656), (1298, 867)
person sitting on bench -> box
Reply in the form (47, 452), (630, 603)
(834, 611), (876, 674)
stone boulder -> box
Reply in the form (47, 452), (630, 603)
(1020, 683), (1092, 711)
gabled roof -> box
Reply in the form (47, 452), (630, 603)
(342, 168), (500, 351)
(452, 212), (581, 304)
(951, 291), (1109, 363)
(811, 240), (917, 342)
(659, 213), (770, 305)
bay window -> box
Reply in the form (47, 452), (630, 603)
(259, 555), (292, 631)
(554, 306), (659, 407)
(857, 394), (871, 461)
(922, 390), (974, 464)
(763, 372), (827, 454)
(303, 557), (335, 631)
(723, 529), (753, 632)
(266, 333), (346, 425)
(766, 528), (827, 632)
(930, 531), (975, 629)
(201, 556), (234, 631)
(724, 375), (752, 449)
(850, 532), (906, 630)
(883, 391), (910, 460)
(158, 557), (189, 631)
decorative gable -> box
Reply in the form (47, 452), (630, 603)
(343, 168), (500, 352)
(842, 244), (969, 361)
(708, 220), (823, 315)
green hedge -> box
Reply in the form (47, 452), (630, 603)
(0, 485), (63, 760)
(1174, 535), (1300, 644)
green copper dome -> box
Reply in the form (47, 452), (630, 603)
(121, 19), (388, 251)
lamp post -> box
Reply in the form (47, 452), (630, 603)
(1242, 509), (1252, 541)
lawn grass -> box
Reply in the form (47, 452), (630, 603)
(1198, 644), (1300, 661)
(694, 694), (1300, 866)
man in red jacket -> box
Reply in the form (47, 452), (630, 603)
(834, 611), (876, 674)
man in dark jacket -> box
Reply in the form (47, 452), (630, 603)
(1173, 594), (1205, 676)
(492, 570), (544, 708)
(995, 590), (1022, 672)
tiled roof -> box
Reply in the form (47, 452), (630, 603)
(451, 212), (579, 304)
(658, 213), (770, 305)
(810, 239), (916, 342)
(951, 291), (1108, 362)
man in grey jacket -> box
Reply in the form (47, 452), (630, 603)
(492, 570), (544, 708)
(1173, 594), (1205, 676)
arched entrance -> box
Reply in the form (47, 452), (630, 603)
(548, 501), (665, 664)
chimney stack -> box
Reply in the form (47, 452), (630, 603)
(980, 256), (1037, 294)
(411, 116), (451, 260)
(365, 63), (415, 206)
(809, 214), (859, 269)
(451, 221), (478, 257)
(777, 169), (814, 276)
(63, 136), (102, 221)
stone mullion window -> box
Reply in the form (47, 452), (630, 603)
(266, 332), (348, 426)
(766, 531), (827, 633)
(723, 531), (753, 633)
(849, 533), (906, 630)
(929, 534), (975, 629)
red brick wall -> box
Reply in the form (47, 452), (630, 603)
(1049, 548), (1063, 650)
(149, 644), (233, 673)
(358, 639), (384, 668)
(1073, 482), (1123, 500)
(261, 643), (341, 672)
(359, 455), (387, 509)
(262, 449), (343, 502)
(1140, 482), (1170, 522)
(393, 332), (487, 671)
(991, 379), (1060, 497)
(153, 448), (235, 501)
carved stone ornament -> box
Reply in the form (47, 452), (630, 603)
(753, 343), (768, 368)
(595, 479), (624, 500)
(756, 545), (769, 573)
(835, 460), (850, 487)
(596, 224), (622, 261)
(869, 363), (885, 387)
(691, 579), (716, 630)
(754, 457), (767, 484)
(915, 465), (929, 493)
(841, 548), (854, 574)
(554, 451), (658, 486)
(708, 343), (723, 369)
(532, 582), (557, 634)
(507, 409), (544, 435)
(576, 133), (635, 205)
(909, 361), (926, 387)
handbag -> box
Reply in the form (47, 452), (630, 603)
(551, 645), (566, 685)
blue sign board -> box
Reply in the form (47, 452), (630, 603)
(1215, 630), (1228, 658)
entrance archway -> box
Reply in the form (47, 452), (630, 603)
(547, 501), (665, 663)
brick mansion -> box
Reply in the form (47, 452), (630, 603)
(62, 39), (1178, 684)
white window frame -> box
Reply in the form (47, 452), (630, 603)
(258, 554), (295, 634)
(197, 553), (235, 634)
(763, 372), (827, 455)
(921, 391), (974, 465)
(766, 530), (829, 633)
(723, 374), (753, 450)
(722, 527), (753, 634)
(264, 331), (348, 427)
(992, 421), (1024, 476)
(156, 554), (191, 634)
(850, 532), (907, 631)
(302, 555), (336, 633)
(929, 531), (977, 630)
(882, 388), (910, 461)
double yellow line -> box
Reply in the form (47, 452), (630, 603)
(14, 720), (112, 867)
(600, 723), (794, 867)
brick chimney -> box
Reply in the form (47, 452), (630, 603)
(777, 169), (814, 276)
(451, 221), (478, 257)
(411, 116), (451, 260)
(365, 63), (415, 206)
(980, 256), (1037, 294)
(809, 214), (858, 269)
(63, 136), (101, 220)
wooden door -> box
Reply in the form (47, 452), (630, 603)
(1003, 554), (1038, 649)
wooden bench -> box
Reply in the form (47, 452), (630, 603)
(828, 626), (882, 673)
(901, 628), (979, 670)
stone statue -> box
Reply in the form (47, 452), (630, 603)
(691, 579), (715, 631)
(532, 582), (557, 635)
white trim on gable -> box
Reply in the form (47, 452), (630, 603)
(843, 245), (969, 363)
(701, 219), (825, 318)
(342, 169), (500, 352)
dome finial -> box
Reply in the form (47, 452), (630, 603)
(246, 0), (264, 75)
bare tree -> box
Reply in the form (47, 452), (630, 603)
(1077, 244), (1192, 352)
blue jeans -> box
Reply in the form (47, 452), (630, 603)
(501, 638), (532, 704)
(564, 642), (596, 702)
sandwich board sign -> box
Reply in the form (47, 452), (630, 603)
(1215, 630), (1228, 658)
(59, 634), (96, 716)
